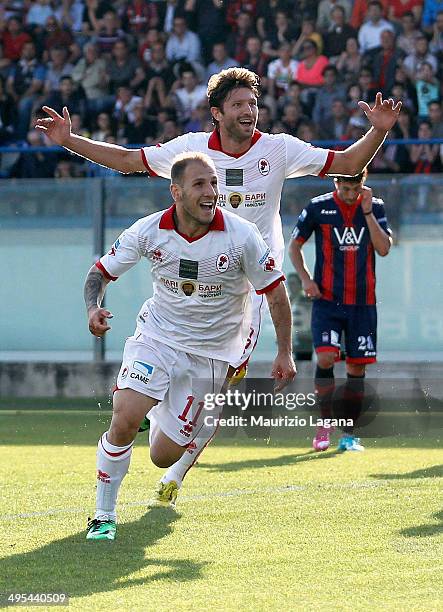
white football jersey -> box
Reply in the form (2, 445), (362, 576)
(141, 131), (334, 266)
(98, 207), (284, 363)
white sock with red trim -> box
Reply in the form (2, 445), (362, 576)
(95, 432), (133, 521)
(160, 429), (215, 488)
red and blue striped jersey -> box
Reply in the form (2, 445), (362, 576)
(292, 191), (391, 305)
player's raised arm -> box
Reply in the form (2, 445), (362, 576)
(328, 93), (401, 176)
(35, 106), (145, 174)
(84, 265), (113, 337)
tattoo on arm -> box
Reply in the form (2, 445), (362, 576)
(84, 268), (107, 312)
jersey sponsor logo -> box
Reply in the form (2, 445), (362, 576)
(181, 280), (196, 296)
(264, 256), (275, 272)
(244, 192), (266, 207)
(333, 227), (365, 251)
(228, 192), (243, 208)
(321, 209), (337, 215)
(160, 277), (179, 294)
(321, 330), (339, 346)
(258, 158), (270, 176)
(216, 253), (230, 272)
(108, 238), (120, 256)
(198, 283), (223, 298)
(226, 168), (243, 186)
(179, 259), (199, 279)
(258, 247), (271, 265)
(330, 330), (340, 346)
(130, 360), (154, 385)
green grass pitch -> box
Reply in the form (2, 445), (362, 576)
(0, 405), (442, 611)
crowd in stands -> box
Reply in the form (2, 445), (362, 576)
(1, 0), (443, 178)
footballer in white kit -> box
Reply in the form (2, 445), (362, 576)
(140, 130), (334, 368)
(97, 204), (285, 445)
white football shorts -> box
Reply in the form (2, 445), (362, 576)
(231, 291), (266, 370)
(116, 332), (229, 446)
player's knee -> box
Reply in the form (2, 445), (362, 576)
(347, 364), (366, 377)
(108, 417), (138, 446)
(317, 352), (336, 370)
(149, 448), (175, 468)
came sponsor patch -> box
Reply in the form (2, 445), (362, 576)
(130, 360), (155, 385)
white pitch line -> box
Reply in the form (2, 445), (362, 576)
(0, 482), (384, 522)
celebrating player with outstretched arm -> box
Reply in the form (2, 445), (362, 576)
(84, 152), (295, 539)
(289, 169), (392, 452)
(37, 67), (401, 506)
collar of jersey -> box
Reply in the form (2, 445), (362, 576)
(208, 129), (262, 158)
(159, 204), (225, 242)
(333, 190), (362, 223)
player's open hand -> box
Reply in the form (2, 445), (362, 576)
(271, 352), (296, 392)
(34, 106), (72, 146)
(358, 92), (401, 133)
(88, 307), (113, 337)
(302, 278), (321, 299)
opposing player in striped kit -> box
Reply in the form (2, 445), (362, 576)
(289, 170), (392, 452)
(37, 67), (401, 505)
(83, 152), (295, 539)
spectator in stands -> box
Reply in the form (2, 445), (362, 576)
(91, 110), (115, 141)
(156, 116), (181, 143)
(138, 27), (162, 65)
(387, 0), (423, 24)
(243, 36), (269, 79)
(182, 0), (227, 64)
(226, 0), (257, 28)
(6, 40), (46, 139)
(403, 32), (438, 80)
(256, 103), (274, 132)
(70, 111), (90, 137)
(71, 42), (109, 113)
(206, 42), (238, 80)
(292, 17), (324, 57)
(429, 10), (443, 56)
(107, 38), (145, 96)
(121, 99), (156, 145)
(267, 42), (298, 99)
(296, 120), (319, 141)
(391, 81), (416, 113)
(357, 67), (378, 101)
(93, 10), (126, 56)
(43, 46), (74, 95)
(345, 83), (364, 115)
(184, 100), (211, 132)
(318, 97), (350, 139)
(323, 5), (357, 59)
(0, 74), (16, 144)
(26, 0), (55, 28)
(113, 84), (142, 126)
(410, 119), (441, 172)
(1, 16), (32, 61)
(10, 129), (57, 177)
(428, 100), (443, 136)
(278, 80), (311, 116)
(55, 0), (85, 37)
(316, 0), (352, 32)
(281, 102), (308, 136)
(295, 39), (329, 87)
(393, 64), (418, 110)
(397, 11), (421, 55)
(226, 11), (256, 64)
(371, 29), (405, 95)
(40, 14), (75, 57)
(143, 41), (175, 113)
(312, 64), (346, 124)
(173, 67), (206, 125)
(256, 0), (295, 39)
(415, 61), (439, 118)
(369, 126), (412, 172)
(262, 9), (298, 56)
(334, 37), (362, 83)
(396, 106), (414, 140)
(350, 0), (389, 29)
(157, 0), (186, 33)
(165, 15), (201, 65)
(121, 0), (159, 36)
(422, 0), (443, 33)
(0, 43), (12, 81)
(44, 74), (87, 118)
(358, 1), (394, 54)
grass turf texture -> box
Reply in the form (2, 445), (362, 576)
(0, 408), (442, 611)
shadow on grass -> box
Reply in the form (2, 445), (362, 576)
(1, 508), (205, 597)
(400, 509), (443, 538)
(370, 464), (443, 480)
(198, 449), (342, 473)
